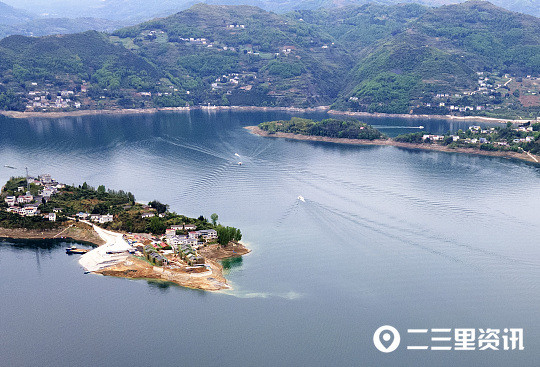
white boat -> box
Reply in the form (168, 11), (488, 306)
(297, 195), (305, 202)
(234, 153), (240, 157)
(238, 162), (243, 165)
(418, 126), (424, 129)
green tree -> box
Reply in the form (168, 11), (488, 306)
(235, 228), (242, 241)
(149, 200), (168, 214)
(210, 213), (218, 226)
(149, 216), (167, 234)
(97, 185), (106, 194)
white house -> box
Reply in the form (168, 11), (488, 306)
(23, 206), (38, 216)
(198, 229), (218, 240)
(7, 207), (21, 214)
(99, 214), (114, 223)
(5, 196), (16, 206)
(17, 194), (33, 204)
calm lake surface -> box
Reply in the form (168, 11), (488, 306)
(0, 111), (538, 366)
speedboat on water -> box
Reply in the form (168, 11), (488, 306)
(297, 195), (305, 202)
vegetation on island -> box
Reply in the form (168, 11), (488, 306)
(0, 2), (537, 119)
(1, 177), (241, 246)
(258, 117), (386, 140)
(256, 118), (540, 158)
(395, 122), (540, 154)
(0, 210), (59, 230)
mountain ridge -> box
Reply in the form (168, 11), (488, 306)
(0, 1), (538, 118)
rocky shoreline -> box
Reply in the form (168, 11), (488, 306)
(1, 105), (534, 124)
(245, 126), (540, 164)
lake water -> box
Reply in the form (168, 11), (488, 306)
(0, 111), (538, 366)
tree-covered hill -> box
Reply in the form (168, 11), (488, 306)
(332, 0), (540, 115)
(0, 30), (160, 93)
(111, 3), (354, 107)
(0, 2), (538, 118)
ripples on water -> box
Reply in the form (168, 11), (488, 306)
(0, 111), (538, 366)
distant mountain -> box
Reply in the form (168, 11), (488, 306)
(0, 1), (34, 25)
(0, 1), (132, 40)
(0, 18), (128, 40)
(3, 0), (539, 20)
(0, 2), (538, 117)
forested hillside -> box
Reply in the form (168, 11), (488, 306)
(323, 1), (540, 115)
(0, 1), (538, 118)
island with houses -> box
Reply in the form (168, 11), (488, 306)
(0, 174), (249, 291)
(246, 117), (540, 164)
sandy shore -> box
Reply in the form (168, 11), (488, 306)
(0, 221), (251, 291)
(246, 126), (540, 164)
(96, 242), (251, 291)
(1, 105), (534, 123)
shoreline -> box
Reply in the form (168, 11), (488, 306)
(97, 242), (251, 291)
(1, 105), (535, 124)
(245, 126), (540, 164)
(0, 222), (250, 291)
(0, 222), (106, 246)
(0, 224), (250, 291)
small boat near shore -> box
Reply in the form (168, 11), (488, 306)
(66, 246), (89, 255)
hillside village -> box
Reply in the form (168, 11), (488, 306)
(3, 174), (64, 220)
(0, 2), (538, 119)
(394, 121), (540, 158)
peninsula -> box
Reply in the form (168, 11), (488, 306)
(0, 175), (250, 291)
(246, 117), (540, 164)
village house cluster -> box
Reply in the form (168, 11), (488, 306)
(25, 85), (83, 112)
(422, 124), (536, 146)
(3, 174), (64, 220)
(75, 212), (114, 224)
(164, 224), (218, 251)
(350, 72), (540, 116)
(123, 223), (216, 268)
(211, 72), (256, 92)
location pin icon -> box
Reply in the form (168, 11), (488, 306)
(373, 325), (401, 353)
